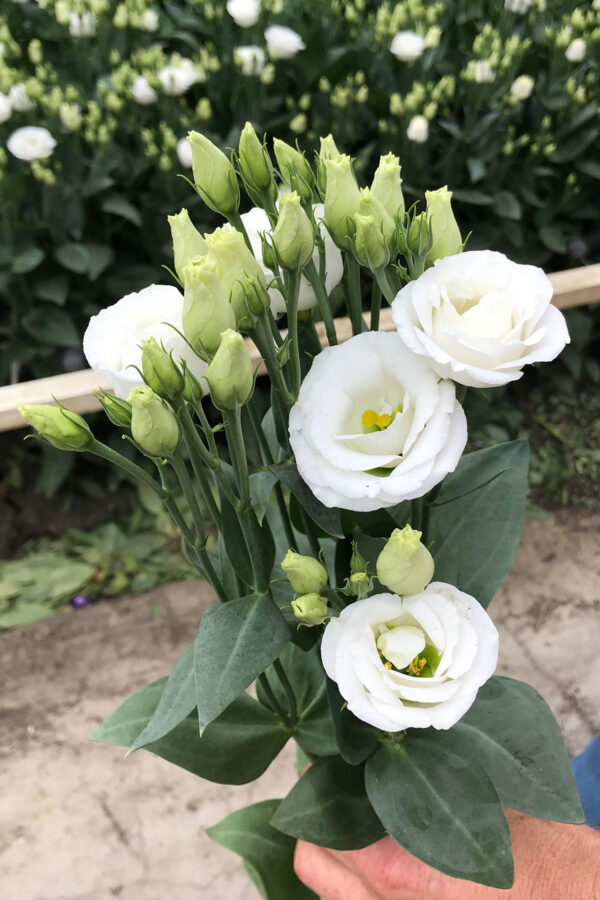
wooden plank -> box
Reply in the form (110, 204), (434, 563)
(2, 263), (599, 433)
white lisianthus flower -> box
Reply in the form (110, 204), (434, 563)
(406, 115), (428, 143)
(565, 38), (586, 63)
(321, 584), (499, 731)
(390, 30), (425, 62)
(505, 0), (531, 12)
(227, 0), (260, 28)
(289, 331), (467, 512)
(392, 250), (570, 388)
(158, 59), (198, 95)
(7, 126), (56, 161)
(240, 203), (343, 317)
(139, 8), (159, 31)
(69, 12), (97, 37)
(265, 25), (306, 59)
(234, 45), (266, 76)
(473, 60), (495, 83)
(176, 136), (193, 168)
(0, 93), (12, 124)
(131, 75), (157, 105)
(83, 284), (207, 399)
(510, 74), (534, 100)
(9, 84), (35, 112)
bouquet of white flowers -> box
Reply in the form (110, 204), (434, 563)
(19, 125), (582, 895)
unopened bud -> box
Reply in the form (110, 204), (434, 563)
(238, 121), (274, 193)
(273, 137), (314, 186)
(291, 593), (328, 626)
(96, 391), (132, 428)
(281, 549), (328, 594)
(353, 213), (389, 270)
(205, 227), (267, 329)
(359, 187), (396, 243)
(272, 191), (314, 270)
(323, 154), (361, 248)
(243, 274), (270, 316)
(205, 329), (254, 410)
(188, 130), (240, 216)
(18, 403), (94, 451)
(141, 337), (185, 400)
(183, 256), (236, 355)
(128, 385), (180, 458)
(407, 212), (431, 255)
(316, 133), (341, 194)
(371, 153), (404, 220)
(425, 186), (462, 266)
(167, 208), (207, 283)
(376, 525), (434, 596)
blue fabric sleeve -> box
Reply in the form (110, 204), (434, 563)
(572, 734), (600, 829)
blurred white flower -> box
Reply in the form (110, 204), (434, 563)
(227, 0), (260, 27)
(158, 59), (198, 95)
(406, 115), (428, 143)
(390, 30), (425, 62)
(264, 24), (305, 59)
(139, 8), (159, 31)
(7, 126), (56, 161)
(131, 75), (158, 105)
(510, 74), (534, 100)
(69, 12), (97, 37)
(234, 45), (266, 76)
(9, 84), (35, 112)
(505, 0), (532, 12)
(176, 136), (193, 168)
(566, 38), (586, 63)
(473, 60), (495, 83)
(0, 93), (12, 124)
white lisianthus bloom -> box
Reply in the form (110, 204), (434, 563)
(240, 203), (343, 317)
(321, 584), (499, 731)
(234, 45), (266, 76)
(227, 0), (260, 28)
(289, 331), (466, 512)
(9, 84), (35, 112)
(83, 285), (207, 399)
(139, 8), (159, 31)
(565, 38), (586, 63)
(505, 0), (531, 12)
(390, 30), (425, 62)
(392, 250), (570, 388)
(7, 126), (56, 161)
(265, 25), (306, 59)
(131, 75), (157, 105)
(69, 12), (97, 37)
(510, 74), (534, 100)
(406, 114), (428, 143)
(473, 60), (495, 83)
(176, 136), (193, 168)
(0, 93), (12, 124)
(158, 59), (198, 95)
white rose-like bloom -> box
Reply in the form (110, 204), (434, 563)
(9, 83), (35, 112)
(139, 8), (159, 31)
(505, 0), (531, 12)
(83, 284), (207, 399)
(131, 75), (157, 105)
(510, 74), (534, 100)
(241, 203), (342, 316)
(566, 38), (586, 63)
(473, 60), (495, 83)
(0, 93), (12, 124)
(289, 331), (466, 512)
(7, 126), (56, 161)
(406, 114), (428, 143)
(390, 30), (425, 62)
(321, 585), (499, 731)
(234, 45), (266, 76)
(158, 59), (198, 95)
(227, 0), (260, 28)
(176, 136), (193, 168)
(69, 12), (96, 37)
(265, 25), (306, 59)
(392, 250), (570, 388)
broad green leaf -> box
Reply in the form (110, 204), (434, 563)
(92, 678), (166, 745)
(129, 643), (195, 752)
(11, 246), (45, 274)
(450, 676), (584, 823)
(492, 191), (522, 221)
(34, 274), (69, 305)
(207, 800), (317, 900)
(249, 470), (278, 525)
(22, 308), (80, 348)
(272, 755), (385, 850)
(326, 679), (379, 765)
(101, 194), (143, 227)
(194, 593), (290, 731)
(452, 189), (493, 206)
(55, 242), (89, 274)
(272, 462), (344, 538)
(539, 225), (567, 255)
(0, 602), (55, 629)
(426, 441), (529, 607)
(86, 243), (115, 281)
(365, 736), (514, 888)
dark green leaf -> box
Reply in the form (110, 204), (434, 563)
(11, 247), (45, 274)
(576, 159), (600, 180)
(207, 800), (317, 900)
(452, 189), (493, 206)
(129, 643), (195, 752)
(539, 225), (567, 255)
(272, 756), (385, 850)
(493, 191), (522, 221)
(22, 308), (80, 347)
(219, 493), (254, 587)
(92, 678), (166, 745)
(34, 274), (69, 305)
(250, 470), (278, 525)
(55, 242), (89, 274)
(550, 128), (599, 164)
(326, 679), (380, 765)
(365, 737), (514, 888)
(272, 462), (344, 538)
(101, 194), (143, 227)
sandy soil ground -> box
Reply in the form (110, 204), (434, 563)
(1, 509), (599, 900)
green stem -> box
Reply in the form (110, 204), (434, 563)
(273, 657), (297, 726)
(171, 453), (207, 545)
(411, 497), (423, 532)
(251, 319), (295, 406)
(284, 270), (302, 398)
(344, 255), (366, 335)
(299, 505), (321, 558)
(226, 209), (253, 253)
(191, 396), (218, 456)
(223, 405), (251, 512)
(258, 672), (290, 726)
(267, 308), (284, 347)
(179, 406), (221, 530)
(373, 267), (396, 305)
(90, 440), (166, 498)
(303, 258), (338, 346)
(370, 279), (382, 331)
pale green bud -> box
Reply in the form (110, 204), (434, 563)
(425, 186), (462, 266)
(406, 212), (431, 255)
(188, 131), (240, 216)
(242, 274), (271, 316)
(238, 121), (274, 193)
(359, 187), (396, 242)
(18, 404), (94, 451)
(376, 525), (434, 596)
(141, 337), (185, 400)
(323, 154), (361, 248)
(273, 137), (313, 186)
(371, 153), (404, 220)
(96, 391), (132, 428)
(205, 329), (253, 410)
(168, 208), (208, 283)
(316, 133), (341, 193)
(182, 257), (236, 355)
(272, 192), (314, 270)
(291, 593), (328, 627)
(205, 227), (267, 328)
(353, 213), (389, 270)
(281, 550), (328, 594)
(128, 385), (180, 458)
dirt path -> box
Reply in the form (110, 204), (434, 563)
(1, 509), (599, 900)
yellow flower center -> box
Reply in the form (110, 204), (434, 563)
(361, 404), (403, 433)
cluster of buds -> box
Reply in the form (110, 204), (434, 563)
(281, 550), (329, 626)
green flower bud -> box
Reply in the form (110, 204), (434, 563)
(96, 391), (132, 428)
(272, 192), (314, 270)
(281, 549), (328, 594)
(141, 337), (185, 400)
(205, 329), (253, 410)
(243, 274), (271, 316)
(407, 212), (431, 255)
(205, 227), (267, 329)
(291, 593), (328, 627)
(376, 525), (434, 596)
(273, 137), (314, 186)
(238, 121), (274, 192)
(324, 154), (361, 248)
(128, 385), (180, 458)
(425, 186), (462, 266)
(359, 187), (396, 242)
(188, 131), (240, 216)
(319, 133), (340, 160)
(353, 213), (389, 270)
(183, 256), (236, 356)
(371, 153), (404, 220)
(168, 208), (207, 283)
(18, 404), (94, 451)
